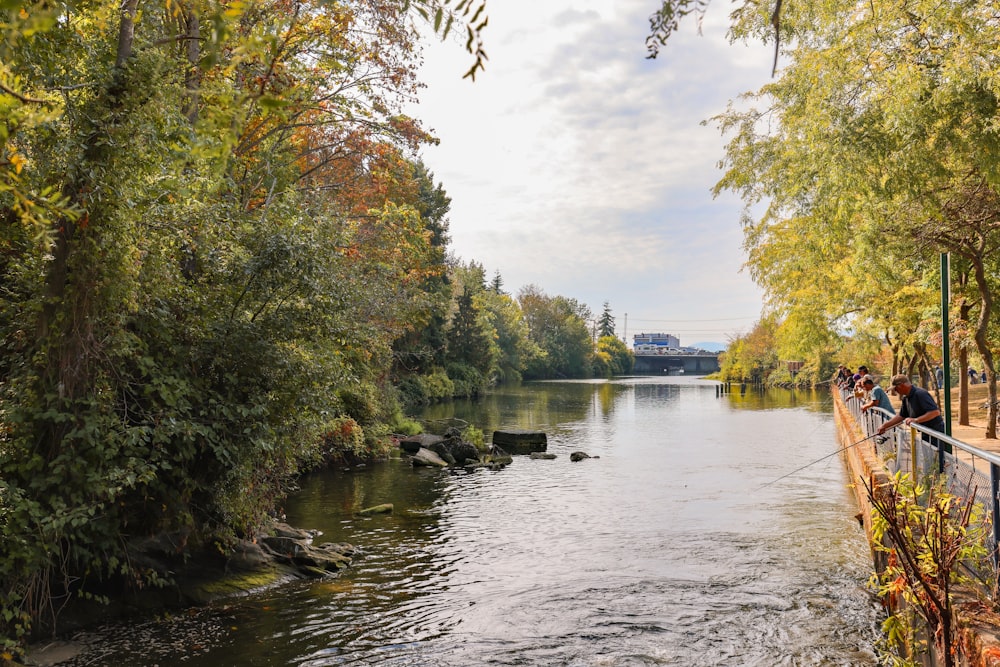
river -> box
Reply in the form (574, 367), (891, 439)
(62, 376), (881, 665)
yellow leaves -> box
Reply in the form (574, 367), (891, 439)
(8, 151), (25, 174)
(224, 0), (249, 19)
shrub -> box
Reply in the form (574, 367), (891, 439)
(446, 362), (485, 399)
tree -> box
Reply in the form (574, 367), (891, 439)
(391, 162), (453, 376)
(479, 288), (541, 383)
(518, 285), (594, 379)
(490, 269), (505, 294)
(597, 335), (633, 376)
(597, 301), (616, 338)
(0, 0), (479, 651)
(446, 288), (495, 373)
(711, 0), (1000, 430)
(717, 317), (779, 382)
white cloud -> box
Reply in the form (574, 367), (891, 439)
(410, 0), (774, 344)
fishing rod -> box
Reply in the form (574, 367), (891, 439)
(757, 431), (884, 490)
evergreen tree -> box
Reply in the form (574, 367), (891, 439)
(598, 301), (616, 338)
(490, 269), (505, 294)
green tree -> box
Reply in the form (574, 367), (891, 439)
(0, 0), (474, 651)
(391, 162), (452, 377)
(519, 285), (594, 379)
(597, 335), (633, 376)
(711, 0), (1000, 422)
(597, 301), (616, 338)
(479, 288), (541, 383)
(717, 316), (779, 382)
(490, 269), (506, 294)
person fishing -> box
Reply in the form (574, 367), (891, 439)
(876, 374), (948, 453)
(859, 375), (894, 416)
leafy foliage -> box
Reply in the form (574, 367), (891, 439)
(865, 473), (991, 667)
(0, 0), (466, 648)
(518, 285), (594, 380)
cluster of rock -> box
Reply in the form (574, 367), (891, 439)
(257, 523), (355, 580)
(399, 427), (513, 469)
(399, 428), (600, 469)
(397, 428), (597, 468)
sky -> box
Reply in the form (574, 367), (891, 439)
(408, 0), (775, 347)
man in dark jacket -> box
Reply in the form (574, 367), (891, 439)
(877, 374), (948, 453)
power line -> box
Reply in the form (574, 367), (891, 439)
(629, 316), (758, 323)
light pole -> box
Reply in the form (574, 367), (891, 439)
(941, 252), (951, 436)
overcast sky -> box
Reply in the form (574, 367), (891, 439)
(409, 0), (774, 346)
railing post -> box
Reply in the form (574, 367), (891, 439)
(992, 462), (1000, 571)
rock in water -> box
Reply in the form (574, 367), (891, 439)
(410, 447), (449, 468)
(491, 429), (547, 454)
(357, 503), (394, 515)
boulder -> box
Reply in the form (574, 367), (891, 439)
(399, 433), (445, 454)
(447, 441), (481, 465)
(492, 429), (547, 454)
(529, 452), (557, 460)
(410, 447), (449, 468)
(428, 441), (457, 465)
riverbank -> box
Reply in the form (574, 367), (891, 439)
(834, 388), (1000, 667)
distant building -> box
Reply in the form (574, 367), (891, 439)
(633, 332), (680, 350)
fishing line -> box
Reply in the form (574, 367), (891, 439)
(757, 431), (883, 490)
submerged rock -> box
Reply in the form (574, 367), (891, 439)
(357, 503), (394, 515)
(492, 429), (547, 454)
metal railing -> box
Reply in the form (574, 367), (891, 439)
(840, 387), (1000, 579)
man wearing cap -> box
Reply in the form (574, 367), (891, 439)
(877, 374), (948, 453)
(860, 375), (894, 415)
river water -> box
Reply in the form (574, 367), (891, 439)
(63, 376), (881, 665)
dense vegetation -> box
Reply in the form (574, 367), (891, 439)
(0, 0), (634, 656)
(694, 0), (1000, 429)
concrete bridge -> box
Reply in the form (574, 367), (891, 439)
(632, 352), (720, 375)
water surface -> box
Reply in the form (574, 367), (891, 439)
(66, 377), (881, 665)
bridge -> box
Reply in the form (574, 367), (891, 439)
(632, 351), (720, 375)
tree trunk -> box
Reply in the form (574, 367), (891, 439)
(970, 256), (996, 438)
(33, 0), (141, 461)
(182, 5), (201, 124)
(958, 345), (970, 426)
(958, 300), (972, 426)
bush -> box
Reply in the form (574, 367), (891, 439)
(395, 369), (455, 408)
(446, 362), (485, 399)
(390, 415), (423, 436)
(463, 425), (486, 451)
